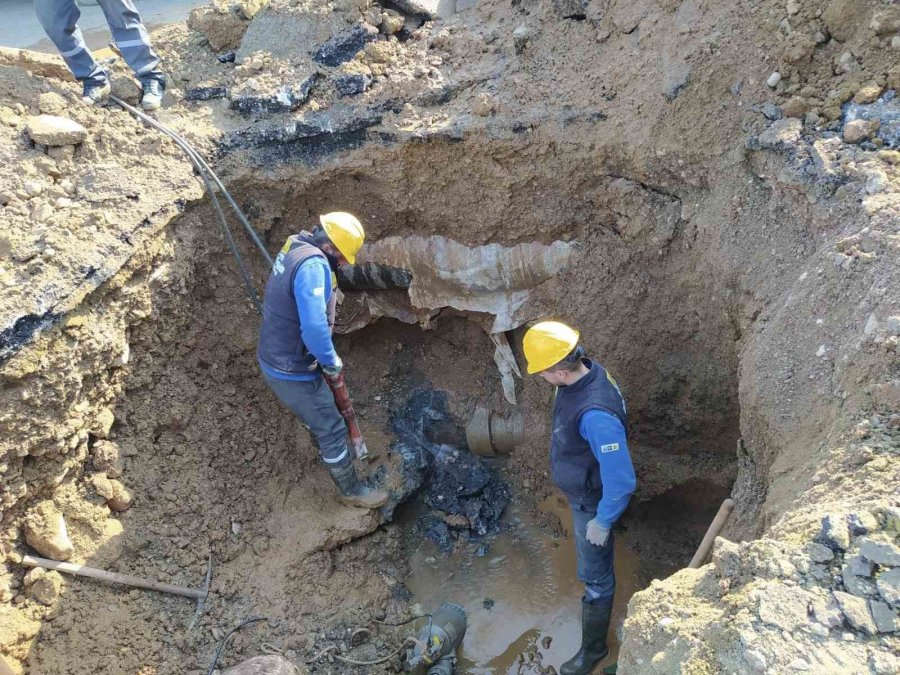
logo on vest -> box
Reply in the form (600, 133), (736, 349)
(600, 442), (620, 453)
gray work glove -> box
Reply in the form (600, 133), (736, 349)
(586, 518), (610, 547)
(322, 355), (343, 377)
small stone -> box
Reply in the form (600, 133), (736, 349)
(513, 25), (534, 54)
(766, 71), (782, 88)
(819, 514), (850, 551)
(757, 585), (812, 631)
(762, 102), (782, 120)
(380, 11), (405, 35)
(844, 574), (876, 598)
(746, 650), (767, 672)
(89, 473), (115, 500)
(843, 119), (871, 144)
(92, 440), (123, 478)
(26, 115), (88, 146)
(869, 600), (899, 633)
(110, 76), (142, 105)
(38, 92), (67, 116)
(893, 36), (900, 50)
(847, 512), (879, 536)
(807, 542), (834, 563)
(23, 181), (43, 197)
(866, 171), (889, 195)
(834, 590), (877, 634)
(853, 84), (882, 104)
(859, 538), (900, 566)
(787, 659), (810, 671)
(811, 593), (844, 628)
(782, 96), (808, 118)
(23, 568), (63, 605)
(864, 315), (879, 336)
(472, 92), (496, 116)
(333, 73), (372, 97)
(107, 480), (133, 512)
(90, 407), (115, 439)
(876, 568), (900, 606)
(786, 0), (800, 15)
(844, 555), (873, 578)
(886, 317), (900, 336)
(24, 501), (74, 561)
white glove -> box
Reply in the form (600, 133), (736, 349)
(586, 518), (610, 547)
(322, 355), (343, 377)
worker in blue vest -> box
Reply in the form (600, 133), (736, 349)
(523, 321), (636, 675)
(257, 212), (388, 510)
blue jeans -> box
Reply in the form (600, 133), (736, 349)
(35, 0), (164, 86)
(571, 504), (616, 605)
(262, 372), (349, 465)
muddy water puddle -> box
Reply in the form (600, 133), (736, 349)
(400, 492), (642, 674)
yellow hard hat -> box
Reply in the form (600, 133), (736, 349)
(320, 211), (365, 264)
(523, 321), (580, 374)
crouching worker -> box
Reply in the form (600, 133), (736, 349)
(257, 212), (388, 509)
(523, 321), (636, 674)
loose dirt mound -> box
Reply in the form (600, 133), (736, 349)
(1, 0), (899, 673)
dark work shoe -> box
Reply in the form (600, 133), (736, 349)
(82, 80), (111, 106)
(327, 458), (388, 509)
(559, 598), (613, 675)
(141, 78), (166, 111)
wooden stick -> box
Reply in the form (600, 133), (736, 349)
(688, 498), (735, 569)
(18, 554), (204, 600)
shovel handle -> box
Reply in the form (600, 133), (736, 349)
(18, 554), (204, 599)
(688, 499), (735, 569)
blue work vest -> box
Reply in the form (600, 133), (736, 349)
(257, 233), (337, 376)
(550, 359), (628, 509)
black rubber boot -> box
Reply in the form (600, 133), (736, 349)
(560, 598), (613, 675)
(327, 458), (388, 509)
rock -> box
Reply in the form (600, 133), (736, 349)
(236, 0), (268, 20)
(90, 407), (115, 439)
(757, 118), (802, 150)
(870, 9), (900, 36)
(859, 538), (900, 566)
(26, 115), (87, 146)
(869, 600), (899, 633)
(787, 659), (810, 671)
(807, 542), (834, 563)
(786, 0), (800, 15)
(762, 103), (782, 120)
(843, 119), (873, 143)
(222, 655), (299, 675)
(38, 92), (67, 116)
(876, 568), (900, 607)
(231, 74), (320, 114)
(472, 92), (496, 116)
(107, 479), (133, 512)
(893, 36), (900, 51)
(110, 76), (141, 105)
(89, 473), (115, 500)
(513, 24), (534, 54)
(844, 555), (873, 578)
(24, 501), (74, 560)
(819, 514), (850, 551)
(854, 84), (883, 105)
(364, 41), (394, 64)
(23, 568), (63, 606)
(843, 574), (876, 598)
(811, 592), (844, 628)
(834, 591), (877, 634)
(782, 96), (808, 118)
(766, 71), (781, 88)
(847, 512), (879, 536)
(783, 34), (815, 64)
(333, 73), (372, 98)
(823, 0), (860, 42)
(91, 440), (123, 478)
(23, 181), (44, 197)
(381, 10), (405, 35)
(187, 1), (248, 52)
(745, 650), (767, 672)
(757, 585), (812, 632)
(390, 0), (455, 19)
(312, 25), (376, 68)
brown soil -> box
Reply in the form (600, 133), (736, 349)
(2, 0), (900, 673)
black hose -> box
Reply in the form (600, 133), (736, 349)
(207, 616), (270, 675)
(108, 96), (270, 312)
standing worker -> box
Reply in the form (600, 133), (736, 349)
(257, 212), (388, 510)
(523, 321), (636, 675)
(34, 0), (166, 109)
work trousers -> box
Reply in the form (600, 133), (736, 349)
(34, 0), (163, 86)
(262, 372), (350, 465)
(571, 503), (616, 605)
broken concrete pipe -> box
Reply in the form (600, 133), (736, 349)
(465, 406), (523, 457)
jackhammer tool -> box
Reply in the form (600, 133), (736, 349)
(323, 370), (370, 460)
(18, 553), (213, 629)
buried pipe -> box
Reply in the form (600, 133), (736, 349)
(465, 407), (524, 457)
(405, 604), (468, 675)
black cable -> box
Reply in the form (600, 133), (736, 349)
(110, 95), (274, 267)
(108, 96), (268, 312)
(207, 616), (269, 675)
(373, 613), (431, 627)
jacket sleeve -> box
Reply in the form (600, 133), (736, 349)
(292, 259), (339, 369)
(578, 409), (636, 528)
